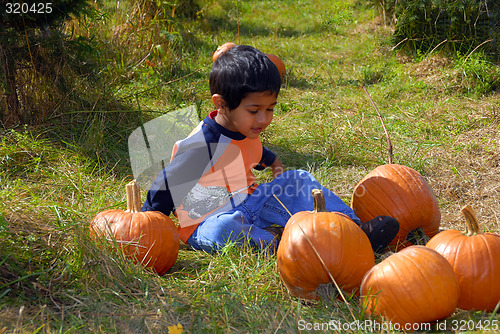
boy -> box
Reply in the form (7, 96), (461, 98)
(142, 45), (398, 253)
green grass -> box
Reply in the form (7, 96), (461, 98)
(1, 0), (500, 332)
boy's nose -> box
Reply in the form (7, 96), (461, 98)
(256, 111), (270, 125)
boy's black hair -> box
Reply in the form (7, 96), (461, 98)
(209, 45), (281, 110)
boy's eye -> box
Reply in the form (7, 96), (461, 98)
(248, 107), (274, 114)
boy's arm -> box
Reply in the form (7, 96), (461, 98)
(269, 157), (284, 178)
(141, 172), (175, 215)
(255, 146), (283, 177)
(142, 145), (212, 216)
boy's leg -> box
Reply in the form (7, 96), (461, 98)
(186, 208), (279, 253)
(243, 169), (361, 229)
(186, 170), (398, 253)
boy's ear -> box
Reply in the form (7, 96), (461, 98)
(212, 94), (228, 113)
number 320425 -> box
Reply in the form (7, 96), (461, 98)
(5, 3), (53, 14)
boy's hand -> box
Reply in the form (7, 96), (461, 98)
(270, 157), (284, 178)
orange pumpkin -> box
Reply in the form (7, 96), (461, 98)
(212, 42), (236, 62)
(90, 180), (180, 276)
(426, 205), (500, 311)
(351, 164), (440, 250)
(360, 245), (460, 326)
(277, 189), (374, 300)
(265, 53), (286, 79)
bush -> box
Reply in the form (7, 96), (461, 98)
(373, 0), (499, 60)
(0, 0), (116, 127)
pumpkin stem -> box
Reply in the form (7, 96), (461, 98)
(126, 180), (142, 213)
(461, 205), (481, 236)
(312, 189), (328, 213)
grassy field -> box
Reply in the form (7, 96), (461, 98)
(1, 0), (500, 332)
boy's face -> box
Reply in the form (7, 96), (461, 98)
(215, 91), (277, 139)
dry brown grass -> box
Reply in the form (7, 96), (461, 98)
(429, 102), (500, 231)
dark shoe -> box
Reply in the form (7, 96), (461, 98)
(360, 216), (399, 253)
(264, 226), (284, 244)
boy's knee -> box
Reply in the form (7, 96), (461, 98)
(278, 169), (310, 178)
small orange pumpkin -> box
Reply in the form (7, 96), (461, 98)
(212, 42), (286, 79)
(90, 180), (180, 276)
(212, 42), (236, 62)
(277, 189), (374, 300)
(360, 245), (460, 326)
(426, 205), (500, 311)
(351, 164), (441, 250)
(265, 53), (286, 79)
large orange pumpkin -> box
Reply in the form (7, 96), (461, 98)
(90, 180), (180, 276)
(360, 245), (460, 326)
(351, 164), (440, 250)
(277, 189), (374, 300)
(426, 205), (500, 311)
